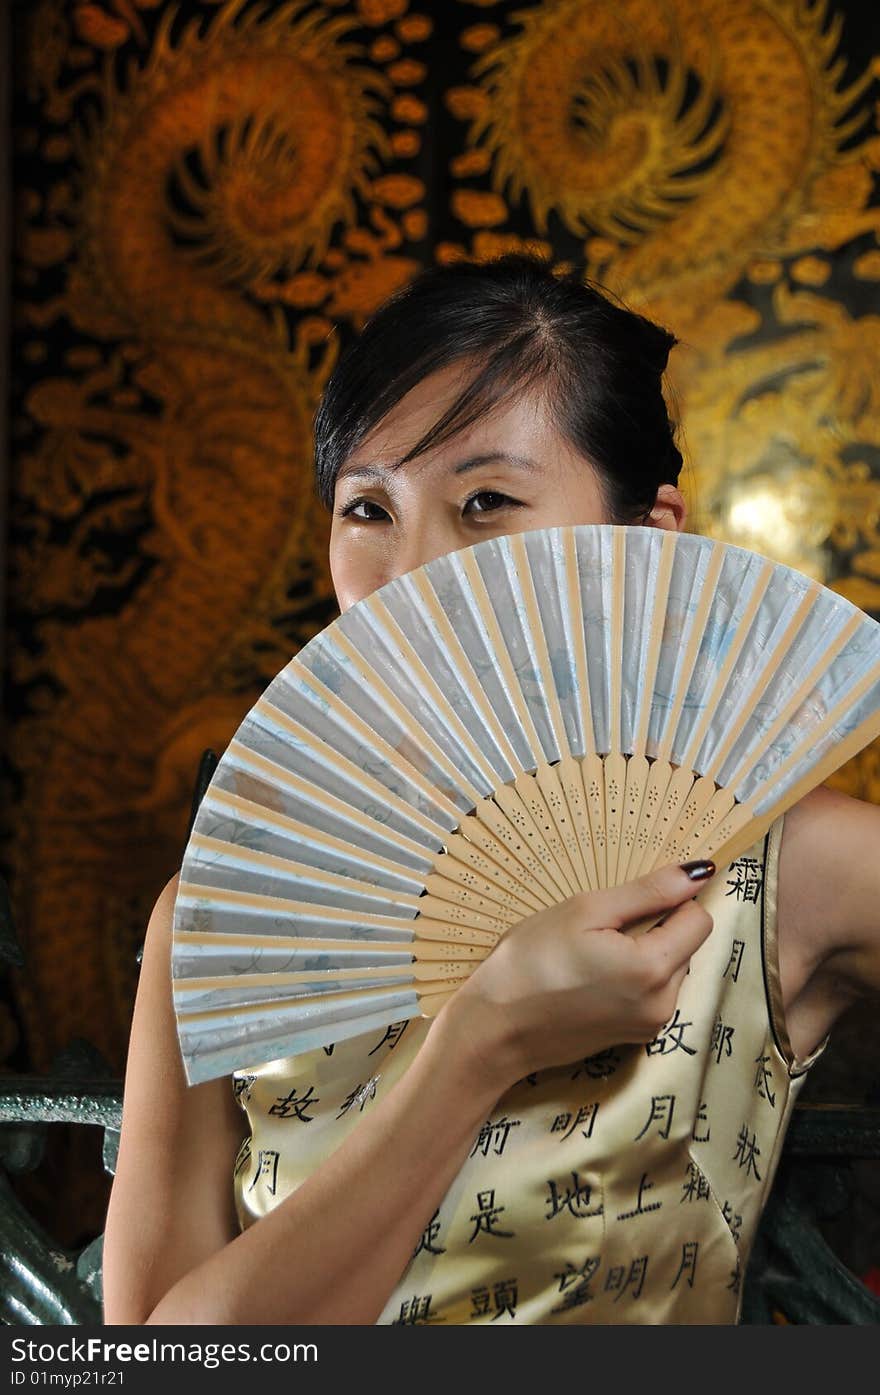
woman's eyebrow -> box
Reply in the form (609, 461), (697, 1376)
(337, 451), (540, 485)
(453, 452), (540, 475)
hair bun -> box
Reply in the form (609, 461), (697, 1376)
(635, 315), (677, 377)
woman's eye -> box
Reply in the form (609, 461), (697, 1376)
(463, 491), (518, 515)
(338, 498), (389, 521)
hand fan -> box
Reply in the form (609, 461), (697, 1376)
(172, 525), (880, 1084)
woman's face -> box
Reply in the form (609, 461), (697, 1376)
(329, 362), (685, 612)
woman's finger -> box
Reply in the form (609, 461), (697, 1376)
(568, 860), (716, 932)
(635, 899), (714, 977)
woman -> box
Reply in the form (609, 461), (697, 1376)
(102, 255), (880, 1325)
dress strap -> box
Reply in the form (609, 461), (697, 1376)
(761, 813), (829, 1077)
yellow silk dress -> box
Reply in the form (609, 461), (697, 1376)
(232, 817), (826, 1324)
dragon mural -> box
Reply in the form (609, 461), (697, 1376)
(9, 0), (880, 1239)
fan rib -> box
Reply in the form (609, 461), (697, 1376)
(485, 784), (579, 901)
(178, 981), (421, 1025)
(177, 879), (498, 951)
(455, 546), (581, 897)
(562, 529), (595, 753)
(411, 569), (521, 775)
(505, 772), (580, 898)
(181, 1004), (421, 1086)
(611, 533), (676, 886)
(460, 546), (545, 758)
(655, 544), (727, 764)
(601, 533), (628, 886)
(186, 832), (425, 911)
(625, 544), (729, 880)
(272, 672), (465, 828)
(678, 786), (739, 861)
(327, 627), (483, 808)
(698, 586), (823, 785)
(639, 765), (699, 877)
(178, 959), (482, 998)
(614, 754), (651, 886)
(203, 783), (540, 932)
(709, 705), (880, 874)
(562, 531), (602, 888)
(580, 754), (610, 887)
(741, 661), (880, 815)
(421, 870), (525, 925)
(676, 558), (775, 774)
(369, 595), (501, 790)
(447, 814), (557, 907)
(651, 774), (721, 868)
(508, 535), (570, 758)
(536, 760), (591, 892)
(550, 756), (594, 890)
(173, 930), (485, 961)
(609, 530), (626, 752)
(723, 610), (864, 794)
(230, 730), (451, 848)
(201, 786), (427, 891)
(633, 532), (678, 755)
(508, 535), (586, 892)
(440, 830), (547, 912)
(623, 758), (668, 880)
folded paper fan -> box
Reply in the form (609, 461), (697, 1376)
(172, 525), (880, 1084)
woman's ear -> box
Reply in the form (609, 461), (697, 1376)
(645, 483), (687, 532)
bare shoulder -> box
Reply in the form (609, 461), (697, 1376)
(102, 872), (244, 1323)
(779, 784), (880, 1000)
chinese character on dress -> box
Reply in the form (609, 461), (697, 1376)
(336, 1077), (379, 1118)
(671, 1241), (699, 1289)
(692, 1098), (711, 1143)
(545, 1172), (603, 1221)
(247, 1149), (279, 1196)
(232, 1074), (256, 1105)
(646, 1008), (697, 1057)
(617, 1171), (662, 1220)
(722, 1200), (743, 1243)
(634, 1094), (676, 1140)
(393, 1294), (443, 1325)
(725, 857), (763, 903)
(604, 1256), (648, 1302)
(733, 1124), (762, 1180)
(550, 1103), (599, 1142)
(468, 1189), (515, 1242)
(412, 1208), (446, 1259)
(470, 1114), (521, 1158)
(753, 1053), (777, 1108)
(571, 1048), (621, 1080)
(233, 1137), (251, 1178)
(268, 1085), (319, 1122)
(551, 1257), (600, 1312)
(680, 1162), (711, 1203)
(722, 939), (746, 982)
(711, 1016), (735, 1063)
(368, 1021), (408, 1056)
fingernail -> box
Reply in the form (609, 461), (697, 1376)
(680, 859), (715, 881)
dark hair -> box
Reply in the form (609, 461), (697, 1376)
(313, 254), (683, 521)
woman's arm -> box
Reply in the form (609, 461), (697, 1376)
(103, 864), (713, 1326)
(778, 784), (880, 1059)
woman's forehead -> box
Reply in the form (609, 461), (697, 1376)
(343, 364), (556, 476)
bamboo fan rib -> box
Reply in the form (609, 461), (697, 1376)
(172, 526), (880, 1084)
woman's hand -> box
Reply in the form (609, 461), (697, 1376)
(441, 860), (715, 1090)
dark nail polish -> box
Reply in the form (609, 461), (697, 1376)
(680, 859), (715, 881)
